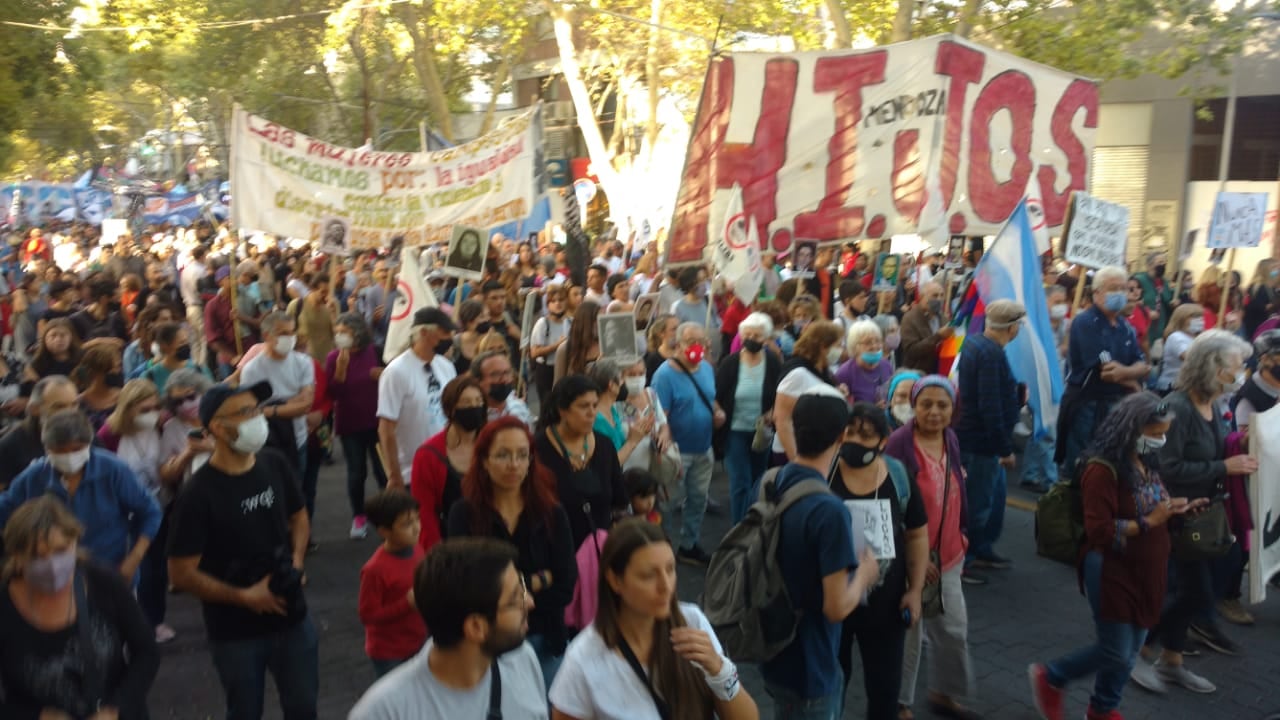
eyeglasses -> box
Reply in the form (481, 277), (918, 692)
(500, 578), (529, 612)
(489, 450), (531, 466)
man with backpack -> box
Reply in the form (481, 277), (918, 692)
(758, 385), (880, 719)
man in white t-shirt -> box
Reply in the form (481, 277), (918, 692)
(239, 311), (316, 501)
(349, 538), (547, 720)
(377, 307), (457, 490)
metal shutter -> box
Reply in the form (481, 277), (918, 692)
(1090, 145), (1149, 268)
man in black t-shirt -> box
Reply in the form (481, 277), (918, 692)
(168, 380), (319, 720)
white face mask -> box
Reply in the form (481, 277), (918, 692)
(1187, 319), (1205, 334)
(624, 376), (646, 398)
(1049, 304), (1068, 320)
(150, 342), (163, 359)
(1223, 370), (1246, 394)
(273, 335), (297, 355)
(1135, 434), (1166, 454)
(134, 411), (160, 431)
(229, 414), (270, 455)
(826, 346), (843, 367)
(49, 447), (91, 475)
(334, 333), (354, 350)
(891, 403), (914, 424)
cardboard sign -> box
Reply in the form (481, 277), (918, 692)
(443, 225), (488, 281)
(872, 253), (901, 291)
(845, 499), (897, 560)
(316, 216), (352, 256)
(666, 35), (1099, 265)
(1062, 191), (1130, 270)
(100, 218), (129, 245)
(1207, 192), (1268, 249)
(231, 105), (539, 248)
(598, 312), (639, 364)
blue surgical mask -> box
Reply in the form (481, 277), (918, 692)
(1103, 291), (1127, 313)
(860, 350), (884, 365)
(245, 281), (261, 303)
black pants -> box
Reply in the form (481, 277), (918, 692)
(1211, 540), (1246, 602)
(1146, 557), (1215, 653)
(533, 362), (555, 410)
(840, 591), (907, 720)
(137, 505), (171, 627)
(341, 429), (387, 518)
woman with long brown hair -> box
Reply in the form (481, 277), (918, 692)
(447, 415), (576, 687)
(555, 301), (602, 385)
(550, 518), (758, 720)
(771, 320), (845, 463)
(74, 343), (124, 432)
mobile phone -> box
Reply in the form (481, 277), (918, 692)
(1098, 350), (1112, 364)
(188, 428), (205, 439)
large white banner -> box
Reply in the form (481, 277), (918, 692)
(231, 105), (541, 248)
(667, 34), (1099, 265)
(1250, 404), (1280, 604)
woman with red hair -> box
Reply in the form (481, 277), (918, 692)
(446, 415), (577, 688)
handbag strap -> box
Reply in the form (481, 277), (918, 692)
(932, 449), (950, 553)
(618, 637), (673, 720)
(74, 570), (104, 711)
(676, 361), (716, 417)
(487, 659), (502, 720)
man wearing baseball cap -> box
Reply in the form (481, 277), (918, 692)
(954, 299), (1026, 582)
(168, 379), (318, 719)
(377, 306), (458, 490)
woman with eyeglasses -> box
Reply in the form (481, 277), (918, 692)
(447, 416), (576, 688)
(1030, 392), (1207, 720)
(549, 518), (759, 720)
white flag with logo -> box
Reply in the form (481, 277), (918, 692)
(1025, 180), (1052, 256)
(382, 249), (438, 363)
(712, 184), (764, 304)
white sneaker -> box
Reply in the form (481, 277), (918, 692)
(1129, 656), (1167, 694)
(1155, 661), (1216, 694)
(154, 624), (177, 644)
(350, 515), (368, 540)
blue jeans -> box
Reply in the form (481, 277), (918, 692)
(661, 449), (713, 551)
(1021, 431), (1059, 487)
(724, 430), (768, 524)
(1046, 552), (1148, 712)
(209, 616), (319, 720)
(961, 452), (1006, 562)
(1061, 397), (1120, 473)
(764, 672), (844, 720)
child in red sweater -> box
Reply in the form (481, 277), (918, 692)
(357, 491), (427, 677)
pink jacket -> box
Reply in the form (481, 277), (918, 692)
(564, 530), (608, 630)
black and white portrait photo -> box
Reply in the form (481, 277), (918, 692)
(444, 225), (488, 281)
(597, 312), (638, 363)
(317, 216), (351, 255)
(791, 239), (816, 276)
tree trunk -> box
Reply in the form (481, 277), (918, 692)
(823, 0), (853, 48)
(478, 58), (511, 136)
(644, 0), (662, 150)
(396, 6), (455, 142)
(955, 0), (982, 38)
(890, 0), (915, 42)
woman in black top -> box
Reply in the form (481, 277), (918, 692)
(829, 403), (928, 720)
(447, 416), (576, 688)
(715, 312), (782, 524)
(536, 374), (626, 550)
(0, 496), (159, 720)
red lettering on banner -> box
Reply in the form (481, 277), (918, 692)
(792, 52), (888, 242)
(668, 58), (798, 263)
(1039, 79), (1098, 226)
(968, 70), (1035, 223)
(934, 42), (986, 224)
(891, 129), (924, 220)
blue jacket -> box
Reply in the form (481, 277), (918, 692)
(954, 333), (1020, 458)
(0, 447), (162, 567)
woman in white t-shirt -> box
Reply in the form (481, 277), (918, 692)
(1155, 303), (1204, 393)
(549, 519), (758, 720)
(771, 320), (845, 463)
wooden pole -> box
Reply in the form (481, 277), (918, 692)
(1219, 248), (1235, 322)
(228, 266), (244, 357)
(1072, 267), (1088, 316)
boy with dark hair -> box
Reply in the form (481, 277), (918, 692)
(358, 491), (427, 677)
(623, 468), (661, 525)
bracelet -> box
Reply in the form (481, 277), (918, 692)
(702, 657), (740, 702)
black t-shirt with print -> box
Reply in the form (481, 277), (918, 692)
(830, 461), (927, 607)
(167, 447), (306, 642)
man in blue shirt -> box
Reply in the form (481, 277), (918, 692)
(760, 385), (880, 719)
(0, 409), (161, 577)
(955, 299), (1025, 581)
(1057, 266), (1150, 469)
(652, 321), (723, 565)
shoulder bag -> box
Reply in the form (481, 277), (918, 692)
(920, 451), (949, 619)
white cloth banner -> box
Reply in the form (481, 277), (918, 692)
(382, 249), (438, 364)
(667, 34), (1099, 265)
(1250, 404), (1280, 604)
(231, 105), (540, 248)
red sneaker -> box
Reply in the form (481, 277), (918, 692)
(1085, 708), (1124, 720)
(1027, 664), (1063, 720)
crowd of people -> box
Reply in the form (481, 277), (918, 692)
(0, 219), (1275, 720)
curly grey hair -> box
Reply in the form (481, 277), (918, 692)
(164, 367), (214, 397)
(40, 409), (93, 449)
(336, 312), (373, 349)
(1084, 391), (1173, 489)
(586, 358), (622, 392)
(1175, 329), (1252, 399)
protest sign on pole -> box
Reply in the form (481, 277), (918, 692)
(666, 35), (1099, 266)
(1249, 404), (1280, 604)
(382, 249), (438, 363)
(598, 313), (639, 365)
(1062, 191), (1130, 312)
(231, 105), (539, 248)
(101, 218), (129, 245)
(1207, 192), (1268, 249)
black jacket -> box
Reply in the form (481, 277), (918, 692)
(715, 349), (782, 432)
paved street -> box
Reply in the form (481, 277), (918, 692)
(149, 456), (1280, 720)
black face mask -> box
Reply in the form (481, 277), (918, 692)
(174, 344), (192, 361)
(1269, 364), (1280, 383)
(742, 338), (765, 354)
(105, 372), (125, 389)
(1153, 265), (1166, 280)
(453, 406), (488, 432)
(616, 380), (629, 403)
(488, 382), (513, 404)
(434, 338), (454, 356)
(839, 441), (880, 469)
(476, 321), (493, 335)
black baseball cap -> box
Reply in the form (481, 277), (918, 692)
(199, 381), (273, 428)
(412, 307), (456, 332)
(1255, 329), (1280, 357)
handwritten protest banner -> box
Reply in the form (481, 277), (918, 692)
(231, 105), (539, 248)
(1250, 404), (1280, 603)
(1207, 192), (1268, 249)
(1062, 191), (1130, 270)
(666, 34), (1099, 266)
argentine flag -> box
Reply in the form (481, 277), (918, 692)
(971, 199), (1064, 438)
